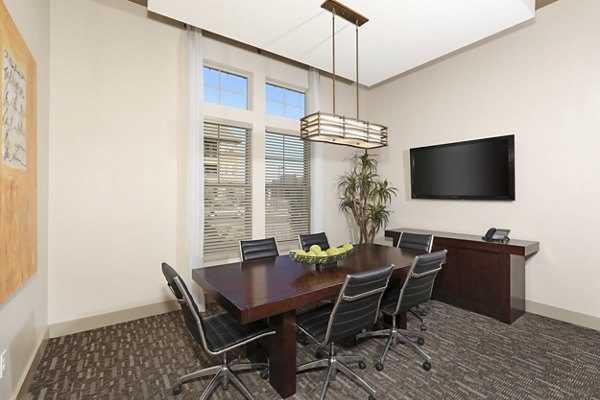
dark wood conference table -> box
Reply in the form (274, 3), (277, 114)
(192, 243), (419, 398)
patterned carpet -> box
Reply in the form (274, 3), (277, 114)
(27, 301), (600, 400)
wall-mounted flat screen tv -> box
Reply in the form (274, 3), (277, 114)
(410, 134), (515, 200)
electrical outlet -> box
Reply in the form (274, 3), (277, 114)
(0, 349), (6, 380)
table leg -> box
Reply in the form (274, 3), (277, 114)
(265, 311), (296, 398)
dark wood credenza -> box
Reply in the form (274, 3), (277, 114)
(385, 228), (539, 324)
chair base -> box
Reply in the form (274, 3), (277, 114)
(297, 342), (377, 400)
(357, 324), (431, 371)
(174, 353), (268, 400)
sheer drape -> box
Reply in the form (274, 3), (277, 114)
(187, 26), (204, 304)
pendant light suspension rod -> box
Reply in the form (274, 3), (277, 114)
(332, 8), (336, 114)
(355, 20), (359, 119)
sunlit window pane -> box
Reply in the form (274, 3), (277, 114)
(286, 105), (305, 120)
(266, 84), (284, 103)
(266, 83), (305, 119)
(204, 87), (219, 104)
(286, 90), (304, 107)
(221, 92), (247, 109)
(266, 101), (285, 117)
(203, 66), (248, 110)
(204, 67), (219, 87)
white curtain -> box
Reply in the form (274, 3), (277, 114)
(308, 67), (324, 233)
(187, 26), (205, 306)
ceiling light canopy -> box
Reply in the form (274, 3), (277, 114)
(300, 0), (388, 149)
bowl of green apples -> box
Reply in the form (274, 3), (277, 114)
(290, 243), (355, 269)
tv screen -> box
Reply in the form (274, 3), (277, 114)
(410, 135), (515, 200)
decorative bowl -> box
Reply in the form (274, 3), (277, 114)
(289, 246), (356, 268)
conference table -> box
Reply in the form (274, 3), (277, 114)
(192, 243), (420, 398)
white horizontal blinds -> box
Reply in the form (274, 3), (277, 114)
(265, 132), (311, 248)
(204, 122), (252, 261)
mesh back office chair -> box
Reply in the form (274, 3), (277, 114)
(356, 250), (446, 371)
(239, 237), (279, 261)
(161, 263), (275, 399)
(397, 231), (434, 326)
(296, 265), (393, 400)
(298, 232), (330, 252)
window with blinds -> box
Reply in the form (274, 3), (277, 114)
(204, 122), (252, 261)
(265, 132), (311, 249)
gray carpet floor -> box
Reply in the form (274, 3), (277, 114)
(27, 301), (600, 399)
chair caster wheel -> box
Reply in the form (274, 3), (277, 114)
(369, 395), (376, 400)
(260, 369), (269, 380)
(375, 362), (384, 371)
(420, 326), (427, 332)
(172, 384), (182, 395)
(315, 350), (325, 359)
(352, 336), (360, 346)
(422, 361), (431, 371)
(358, 360), (366, 369)
(417, 337), (425, 346)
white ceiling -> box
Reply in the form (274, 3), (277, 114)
(147, 0), (535, 87)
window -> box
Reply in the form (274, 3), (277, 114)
(265, 133), (311, 249)
(204, 67), (248, 109)
(204, 122), (252, 260)
(266, 84), (305, 120)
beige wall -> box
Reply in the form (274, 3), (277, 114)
(48, 0), (184, 325)
(0, 0), (49, 399)
(367, 0), (600, 324)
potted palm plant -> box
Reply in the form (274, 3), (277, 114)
(338, 151), (398, 244)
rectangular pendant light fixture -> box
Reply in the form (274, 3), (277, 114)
(300, 0), (388, 149)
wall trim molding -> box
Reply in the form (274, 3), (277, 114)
(526, 300), (600, 331)
(48, 300), (180, 338)
(14, 327), (49, 400)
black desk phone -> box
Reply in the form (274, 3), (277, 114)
(483, 228), (510, 242)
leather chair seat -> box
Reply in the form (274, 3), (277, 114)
(204, 313), (274, 353)
(295, 303), (333, 343)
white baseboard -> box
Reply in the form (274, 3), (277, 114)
(526, 300), (600, 331)
(14, 327), (49, 400)
(48, 300), (181, 338)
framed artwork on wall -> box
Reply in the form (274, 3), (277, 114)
(0, 0), (37, 305)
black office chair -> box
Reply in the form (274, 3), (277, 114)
(298, 232), (330, 252)
(296, 265), (393, 400)
(356, 250), (446, 372)
(396, 231), (434, 253)
(239, 237), (279, 261)
(396, 231), (434, 325)
(161, 263), (275, 399)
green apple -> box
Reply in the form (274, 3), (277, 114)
(337, 246), (347, 253)
(309, 244), (322, 254)
(295, 250), (307, 256)
(306, 251), (317, 256)
(326, 248), (339, 256)
(317, 251), (327, 257)
(342, 243), (354, 251)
